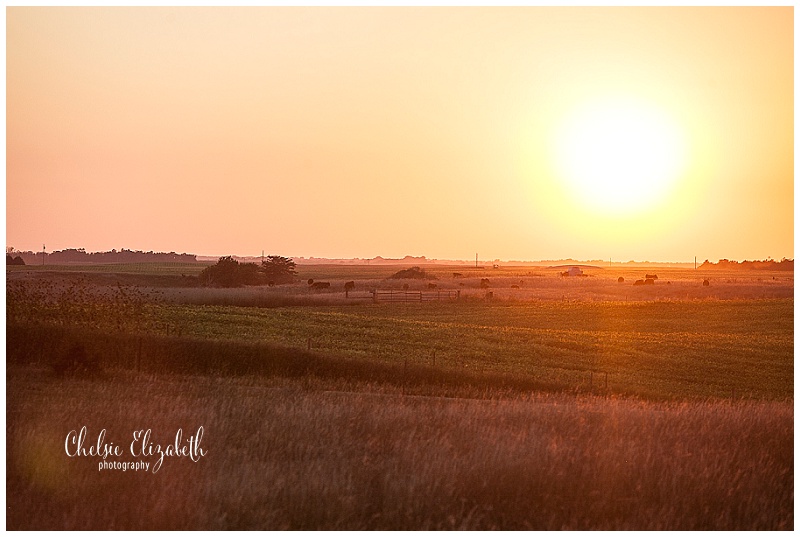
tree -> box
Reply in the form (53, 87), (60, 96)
(198, 255), (297, 287)
(260, 255), (297, 284)
(199, 256), (244, 287)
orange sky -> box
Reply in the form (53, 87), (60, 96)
(6, 7), (794, 262)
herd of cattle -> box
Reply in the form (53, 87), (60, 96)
(304, 273), (713, 293)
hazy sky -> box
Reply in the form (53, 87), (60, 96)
(6, 7), (793, 262)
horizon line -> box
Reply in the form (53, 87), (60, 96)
(8, 247), (793, 266)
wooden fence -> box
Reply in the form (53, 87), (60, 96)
(372, 289), (460, 303)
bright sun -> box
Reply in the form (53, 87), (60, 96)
(553, 98), (687, 217)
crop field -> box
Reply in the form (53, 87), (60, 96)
(5, 263), (794, 530)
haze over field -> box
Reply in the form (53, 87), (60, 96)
(6, 7), (793, 262)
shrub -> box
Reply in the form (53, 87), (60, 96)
(390, 266), (436, 280)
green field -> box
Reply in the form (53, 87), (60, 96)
(5, 264), (794, 529)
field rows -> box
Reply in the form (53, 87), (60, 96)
(140, 299), (792, 400)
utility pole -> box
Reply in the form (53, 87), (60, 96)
(42, 244), (45, 266)
(475, 253), (478, 268)
(695, 256), (697, 270)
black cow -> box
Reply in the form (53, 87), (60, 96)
(310, 281), (330, 290)
(646, 274), (658, 280)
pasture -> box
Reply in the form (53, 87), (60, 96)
(5, 263), (794, 530)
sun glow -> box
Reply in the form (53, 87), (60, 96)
(553, 98), (688, 217)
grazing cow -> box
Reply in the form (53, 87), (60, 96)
(453, 272), (463, 278)
(644, 278), (655, 285)
(344, 280), (355, 297)
(617, 277), (625, 283)
(646, 274), (658, 280)
(703, 279), (710, 287)
(427, 283), (437, 289)
(480, 278), (490, 288)
(310, 281), (330, 290)
(511, 284), (520, 289)
(633, 279), (645, 286)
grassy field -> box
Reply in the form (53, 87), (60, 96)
(7, 367), (792, 530)
(5, 263), (794, 529)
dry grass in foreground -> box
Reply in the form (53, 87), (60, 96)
(7, 367), (792, 530)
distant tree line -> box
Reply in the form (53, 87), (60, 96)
(199, 255), (298, 287)
(6, 254), (25, 265)
(8, 248), (197, 265)
(698, 258), (794, 271)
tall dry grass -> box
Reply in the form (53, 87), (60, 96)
(6, 368), (792, 530)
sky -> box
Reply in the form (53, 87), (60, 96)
(6, 7), (794, 262)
